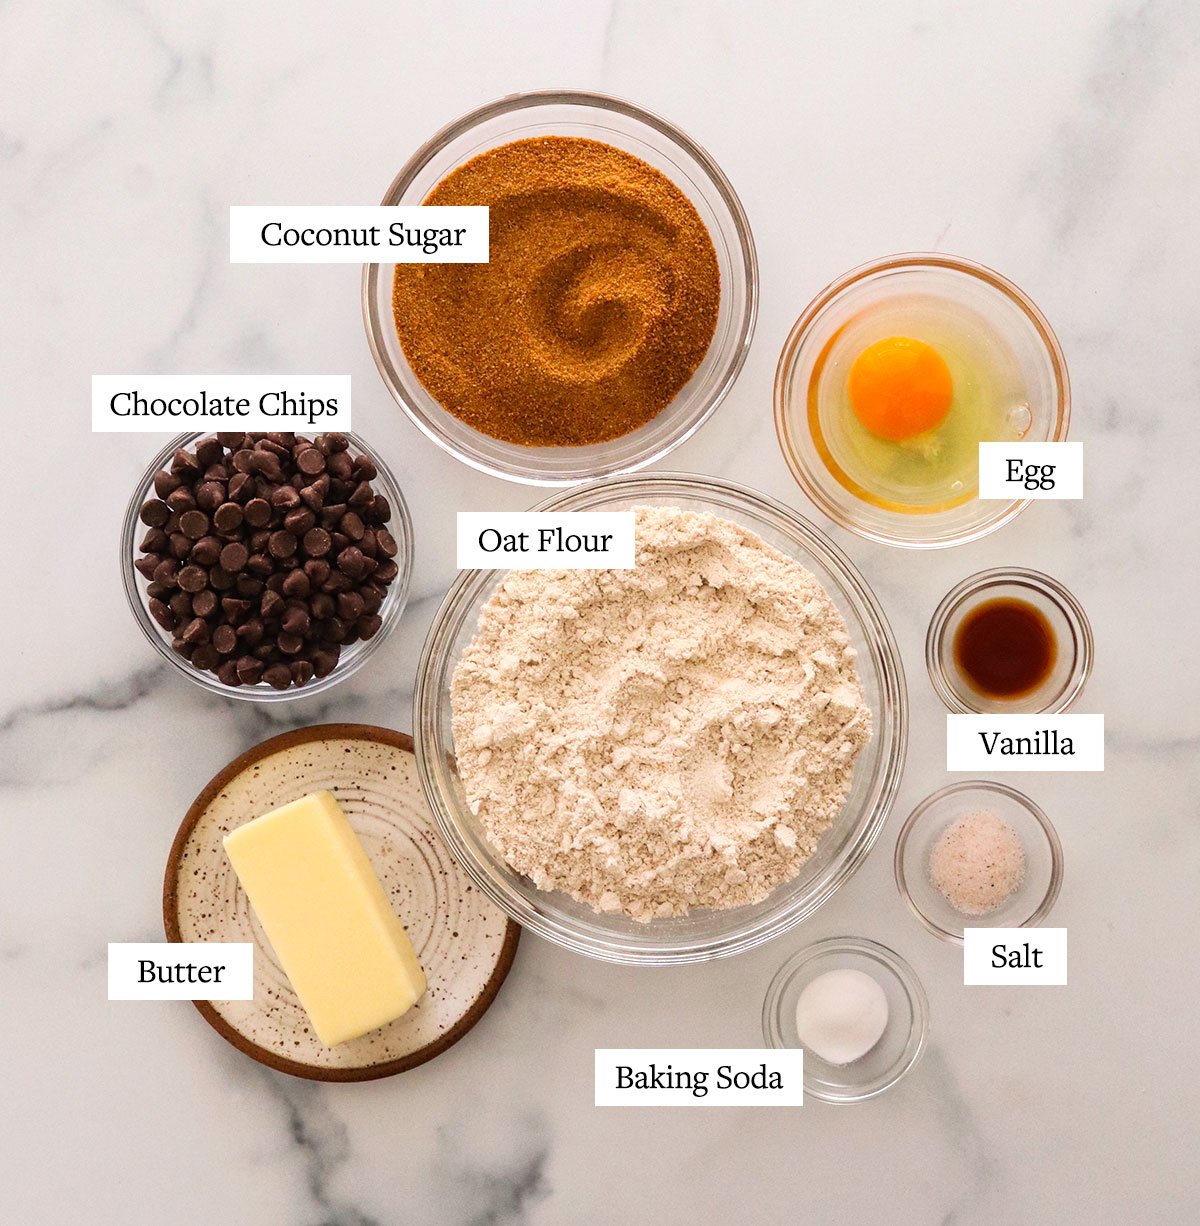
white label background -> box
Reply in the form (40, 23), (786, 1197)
(946, 714), (1104, 771)
(457, 512), (635, 570)
(230, 206), (488, 263)
(92, 374), (351, 432)
(964, 928), (1068, 985)
(595, 1049), (804, 1107)
(978, 442), (1083, 499)
(108, 943), (253, 1000)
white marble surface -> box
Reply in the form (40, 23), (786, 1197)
(3, 2), (1197, 1222)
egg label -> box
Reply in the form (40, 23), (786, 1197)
(107, 942), (254, 1000)
(978, 442), (1083, 499)
(964, 928), (1068, 985)
(595, 1049), (805, 1106)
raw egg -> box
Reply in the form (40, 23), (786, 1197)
(848, 336), (953, 441)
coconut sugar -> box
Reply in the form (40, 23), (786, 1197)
(928, 810), (1026, 916)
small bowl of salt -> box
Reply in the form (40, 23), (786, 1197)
(893, 780), (1064, 943)
(762, 937), (929, 1104)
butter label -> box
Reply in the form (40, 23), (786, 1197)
(978, 442), (1083, 499)
(964, 928), (1068, 985)
(91, 374), (350, 432)
(229, 206), (488, 263)
(457, 512), (635, 570)
(108, 942), (253, 1000)
(595, 1049), (804, 1107)
(946, 714), (1104, 771)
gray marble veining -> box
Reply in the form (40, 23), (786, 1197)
(2, 1), (1197, 1222)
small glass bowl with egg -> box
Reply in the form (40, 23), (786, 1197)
(894, 781), (1064, 943)
(774, 254), (1070, 548)
(762, 936), (929, 1103)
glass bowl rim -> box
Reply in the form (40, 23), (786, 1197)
(772, 251), (1071, 549)
(893, 778), (1065, 943)
(120, 429), (413, 703)
(925, 565), (1094, 714)
(362, 87), (759, 487)
(761, 935), (930, 1103)
(412, 470), (909, 965)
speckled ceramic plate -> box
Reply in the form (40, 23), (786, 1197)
(163, 724), (519, 1081)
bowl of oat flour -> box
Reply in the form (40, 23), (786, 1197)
(415, 474), (908, 964)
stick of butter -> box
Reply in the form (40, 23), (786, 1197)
(223, 790), (426, 1047)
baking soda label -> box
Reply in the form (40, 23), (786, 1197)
(964, 928), (1068, 985)
(595, 1049), (804, 1106)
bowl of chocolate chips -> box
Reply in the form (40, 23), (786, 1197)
(122, 431), (412, 700)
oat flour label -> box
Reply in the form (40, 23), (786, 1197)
(456, 512), (635, 569)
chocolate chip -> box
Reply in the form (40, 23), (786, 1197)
(284, 508), (315, 536)
(311, 647), (340, 677)
(336, 591), (364, 622)
(149, 599), (175, 631)
(195, 480), (225, 512)
(236, 656), (265, 685)
(216, 660), (243, 687)
(179, 510), (209, 540)
(268, 530), (297, 559)
(191, 644), (220, 672)
(166, 486), (197, 513)
(140, 499), (170, 528)
(211, 624), (237, 655)
(302, 527), (332, 557)
(153, 470), (183, 499)
(191, 589), (218, 618)
(336, 546), (365, 577)
(281, 570), (311, 600)
(208, 566), (235, 592)
(181, 616), (209, 645)
(134, 555), (161, 580)
(168, 592), (193, 619)
(340, 511), (365, 541)
(290, 660), (314, 687)
(296, 446), (326, 476)
(152, 559), (180, 587)
(213, 502), (244, 534)
(281, 605), (310, 637)
(244, 497), (272, 527)
(261, 589), (285, 620)
(172, 448), (202, 477)
(177, 565), (207, 593)
(219, 542), (249, 572)
(357, 613), (383, 640)
(190, 536), (222, 567)
(270, 484), (301, 510)
(263, 663), (293, 690)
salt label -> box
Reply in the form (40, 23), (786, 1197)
(964, 928), (1067, 985)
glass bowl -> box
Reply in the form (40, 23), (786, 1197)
(413, 472), (908, 965)
(926, 567), (1093, 714)
(774, 253), (1070, 548)
(121, 432), (413, 702)
(894, 780), (1064, 943)
(762, 937), (929, 1103)
(363, 89), (758, 487)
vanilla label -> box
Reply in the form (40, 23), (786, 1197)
(946, 714), (1104, 771)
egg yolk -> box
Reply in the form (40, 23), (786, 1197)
(848, 336), (953, 441)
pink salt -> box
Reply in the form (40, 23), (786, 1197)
(928, 809), (1026, 916)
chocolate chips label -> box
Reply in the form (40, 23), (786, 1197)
(92, 375), (351, 432)
(457, 512), (636, 570)
(108, 942), (253, 1000)
(978, 442), (1083, 499)
(946, 714), (1104, 771)
(595, 1049), (805, 1106)
(229, 206), (488, 263)
(964, 928), (1068, 985)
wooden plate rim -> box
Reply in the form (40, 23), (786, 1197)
(162, 722), (520, 1082)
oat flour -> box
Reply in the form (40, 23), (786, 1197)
(451, 507), (872, 921)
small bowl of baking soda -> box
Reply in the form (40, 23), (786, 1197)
(762, 936), (929, 1103)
